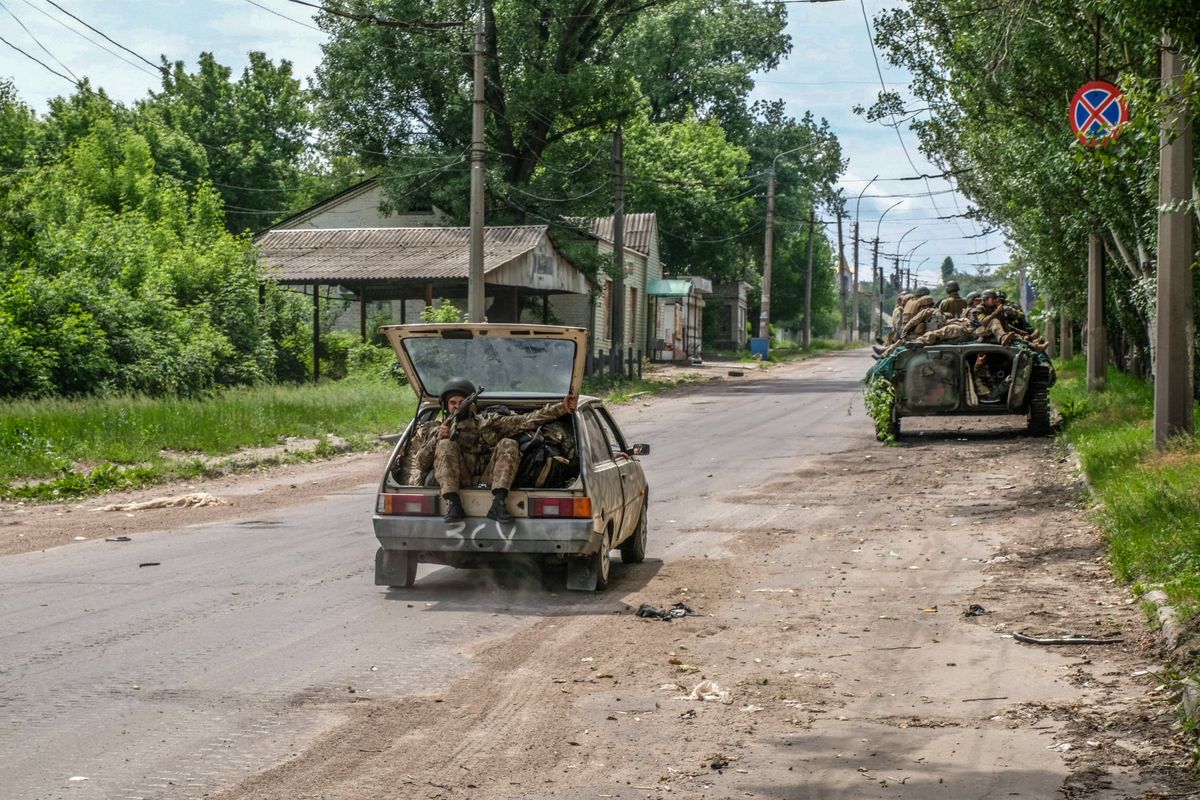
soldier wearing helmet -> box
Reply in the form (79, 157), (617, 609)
(939, 280), (967, 318)
(414, 377), (578, 523)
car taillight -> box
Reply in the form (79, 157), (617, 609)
(530, 497), (591, 518)
(377, 493), (437, 516)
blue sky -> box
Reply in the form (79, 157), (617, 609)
(0, 0), (1007, 284)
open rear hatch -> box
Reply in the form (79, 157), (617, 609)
(380, 323), (588, 403)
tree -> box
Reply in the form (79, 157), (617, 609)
(940, 256), (955, 284)
(141, 52), (314, 232)
(868, 0), (1199, 367)
(312, 0), (790, 216)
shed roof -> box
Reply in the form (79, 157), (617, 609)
(255, 225), (556, 284)
(574, 213), (657, 258)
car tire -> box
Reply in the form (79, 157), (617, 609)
(566, 528), (611, 591)
(619, 503), (647, 564)
(375, 547), (419, 588)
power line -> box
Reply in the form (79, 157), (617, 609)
(0, 31), (74, 85)
(0, 0), (78, 82)
(17, 0), (159, 78)
(240, 0), (323, 33)
(284, 0), (465, 30)
(42, 0), (163, 73)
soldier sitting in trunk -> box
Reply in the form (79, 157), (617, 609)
(414, 378), (578, 523)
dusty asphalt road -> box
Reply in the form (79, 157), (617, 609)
(1, 350), (1192, 800)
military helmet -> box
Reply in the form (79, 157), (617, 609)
(439, 377), (476, 410)
(945, 280), (959, 293)
(982, 290), (999, 301)
(964, 291), (980, 303)
(914, 286), (931, 297)
(996, 290), (1007, 301)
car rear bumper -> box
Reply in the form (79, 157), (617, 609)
(373, 515), (600, 556)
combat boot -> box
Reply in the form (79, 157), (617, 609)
(871, 345), (885, 355)
(487, 488), (514, 523)
(443, 492), (465, 522)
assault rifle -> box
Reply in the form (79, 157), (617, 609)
(448, 385), (484, 440)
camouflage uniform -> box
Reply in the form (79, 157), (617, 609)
(416, 401), (570, 494)
(901, 297), (941, 337)
(938, 292), (967, 318)
(913, 318), (977, 346)
(967, 304), (1013, 344)
(887, 293), (911, 344)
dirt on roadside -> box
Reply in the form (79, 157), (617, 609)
(205, 415), (1197, 800)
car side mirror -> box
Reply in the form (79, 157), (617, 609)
(629, 443), (650, 456)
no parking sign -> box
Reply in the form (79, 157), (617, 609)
(1070, 81), (1129, 147)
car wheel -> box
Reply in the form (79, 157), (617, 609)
(566, 528), (611, 591)
(619, 502), (647, 564)
(375, 547), (419, 588)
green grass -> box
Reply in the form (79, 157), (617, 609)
(0, 379), (415, 501)
(1051, 357), (1200, 620)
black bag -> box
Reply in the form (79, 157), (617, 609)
(515, 423), (577, 489)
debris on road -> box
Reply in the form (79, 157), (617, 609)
(681, 679), (733, 704)
(1014, 631), (1124, 646)
(964, 603), (994, 616)
(95, 493), (225, 512)
(105, 536), (132, 542)
(137, 562), (161, 568)
(635, 601), (701, 621)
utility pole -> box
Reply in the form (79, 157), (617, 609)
(611, 126), (626, 372)
(467, 15), (486, 322)
(1086, 231), (1106, 391)
(803, 209), (815, 349)
(759, 166), (777, 340)
(872, 237), (881, 341)
(851, 223), (860, 341)
(1155, 31), (1195, 448)
(836, 211), (847, 341)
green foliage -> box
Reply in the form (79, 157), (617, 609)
(940, 257), (954, 284)
(863, 375), (896, 443)
(0, 118), (309, 399)
(420, 300), (467, 323)
(1051, 356), (1200, 635)
(869, 2), (1200, 358)
(0, 382), (415, 498)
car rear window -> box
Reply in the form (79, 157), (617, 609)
(402, 335), (576, 397)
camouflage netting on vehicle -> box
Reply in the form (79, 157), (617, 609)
(863, 340), (1055, 386)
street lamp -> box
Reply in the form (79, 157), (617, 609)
(874, 200), (903, 339)
(892, 226), (918, 291)
(851, 176), (879, 340)
(759, 146), (807, 342)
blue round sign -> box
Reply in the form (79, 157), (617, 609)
(1070, 81), (1129, 147)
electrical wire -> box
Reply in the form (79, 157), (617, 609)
(17, 0), (160, 78)
(0, 0), (78, 82)
(42, 0), (162, 72)
(0, 31), (74, 85)
(240, 0), (323, 33)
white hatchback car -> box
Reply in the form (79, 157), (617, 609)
(373, 324), (650, 591)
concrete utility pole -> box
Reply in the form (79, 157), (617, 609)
(467, 15), (486, 323)
(836, 211), (847, 341)
(1059, 312), (1074, 359)
(803, 209), (815, 349)
(1086, 231), (1106, 391)
(872, 237), (881, 340)
(611, 126), (626, 371)
(759, 166), (777, 340)
(1154, 32), (1195, 448)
